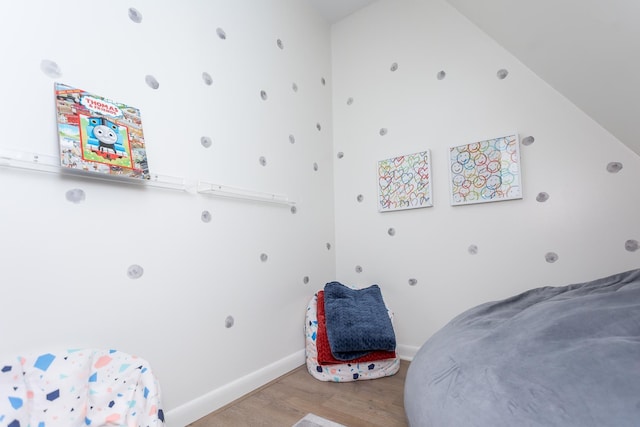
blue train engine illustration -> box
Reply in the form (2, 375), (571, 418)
(85, 116), (128, 160)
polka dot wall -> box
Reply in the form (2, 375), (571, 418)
(0, 1), (638, 424)
(331, 0), (640, 350)
(0, 1), (335, 421)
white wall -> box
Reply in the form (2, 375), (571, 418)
(331, 0), (640, 354)
(2, 0), (640, 424)
(0, 1), (334, 425)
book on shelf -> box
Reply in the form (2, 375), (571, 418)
(54, 82), (150, 180)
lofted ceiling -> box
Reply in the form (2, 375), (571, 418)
(307, 0), (640, 157)
(306, 0), (378, 24)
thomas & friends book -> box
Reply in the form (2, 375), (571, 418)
(54, 83), (150, 180)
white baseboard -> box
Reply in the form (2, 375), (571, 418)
(165, 349), (306, 427)
(397, 344), (420, 361)
(165, 344), (419, 426)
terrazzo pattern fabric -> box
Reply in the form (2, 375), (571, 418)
(0, 349), (164, 427)
(305, 293), (400, 382)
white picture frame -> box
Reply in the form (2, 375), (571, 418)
(377, 150), (433, 212)
(449, 133), (522, 206)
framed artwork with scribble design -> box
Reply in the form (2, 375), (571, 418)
(449, 133), (522, 206)
(377, 150), (433, 212)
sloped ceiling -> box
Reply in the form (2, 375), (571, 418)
(306, 0), (378, 24)
(444, 0), (640, 157)
(307, 0), (640, 157)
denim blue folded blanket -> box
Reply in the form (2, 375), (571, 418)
(323, 281), (396, 360)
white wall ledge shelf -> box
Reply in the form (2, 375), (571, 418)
(0, 148), (295, 205)
(0, 147), (187, 191)
(197, 181), (295, 206)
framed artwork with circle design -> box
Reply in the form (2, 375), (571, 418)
(449, 133), (522, 206)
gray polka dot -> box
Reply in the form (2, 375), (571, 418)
(316, 123), (322, 131)
(379, 128), (388, 136)
(201, 136), (212, 148)
(201, 210), (212, 223)
(225, 315), (234, 328)
(145, 75), (159, 89)
(536, 192), (549, 202)
(65, 188), (85, 204)
(313, 162), (318, 171)
(128, 7), (143, 23)
(292, 82), (298, 92)
(355, 265), (363, 273)
(545, 252), (559, 263)
(468, 244), (478, 255)
(356, 194), (364, 203)
(40, 59), (62, 78)
(259, 156), (267, 166)
(289, 134), (296, 144)
(390, 62), (398, 72)
(437, 70), (446, 80)
(260, 253), (268, 262)
(290, 205), (297, 214)
(202, 72), (213, 86)
(408, 278), (418, 286)
(606, 162), (623, 173)
(497, 69), (509, 79)
(127, 264), (144, 279)
(216, 28), (227, 39)
(321, 77), (326, 85)
(277, 39), (284, 49)
(337, 152), (344, 159)
(346, 97), (354, 105)
(260, 90), (268, 100)
(625, 239), (639, 252)
(303, 276), (310, 284)
(387, 227), (396, 236)
(326, 243), (332, 250)
(521, 136), (535, 146)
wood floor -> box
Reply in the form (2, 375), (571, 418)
(188, 360), (410, 427)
